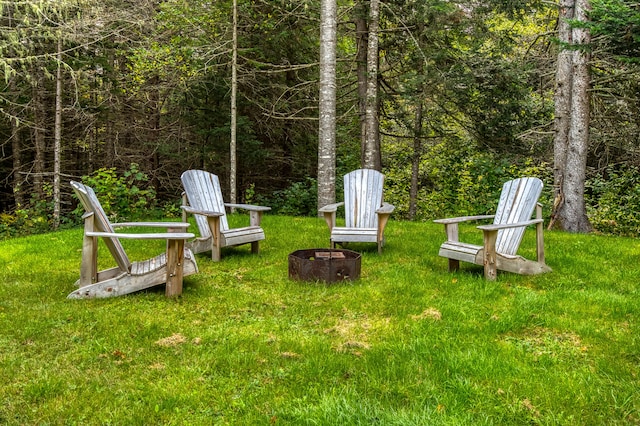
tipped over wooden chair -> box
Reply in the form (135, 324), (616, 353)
(181, 170), (271, 261)
(69, 181), (198, 299)
(434, 177), (551, 280)
(319, 169), (395, 254)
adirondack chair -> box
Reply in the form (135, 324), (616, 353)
(68, 181), (198, 299)
(319, 169), (395, 254)
(433, 177), (552, 280)
(181, 170), (271, 261)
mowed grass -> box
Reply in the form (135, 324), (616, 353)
(0, 214), (638, 425)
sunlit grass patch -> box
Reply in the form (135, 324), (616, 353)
(502, 327), (588, 360)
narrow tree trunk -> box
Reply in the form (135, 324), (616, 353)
(317, 0), (338, 211)
(230, 0), (238, 206)
(363, 0), (381, 170)
(103, 49), (118, 168)
(32, 67), (47, 202)
(53, 38), (63, 229)
(354, 2), (368, 164)
(6, 4), (24, 209)
(409, 100), (423, 220)
(10, 116), (24, 208)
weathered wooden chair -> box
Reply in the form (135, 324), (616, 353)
(69, 181), (198, 299)
(181, 170), (271, 261)
(319, 169), (395, 254)
(434, 177), (552, 280)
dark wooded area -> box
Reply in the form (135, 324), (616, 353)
(1, 0), (640, 237)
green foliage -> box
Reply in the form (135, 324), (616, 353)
(444, 56), (552, 154)
(384, 136), (553, 221)
(3, 0), (640, 244)
(0, 207), (47, 240)
(264, 178), (318, 217)
(588, 0), (640, 61)
(0, 184), (57, 240)
(0, 165), (166, 240)
(160, 200), (182, 219)
(586, 166), (640, 235)
(244, 183), (256, 205)
(76, 164), (157, 221)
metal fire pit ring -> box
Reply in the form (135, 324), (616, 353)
(288, 248), (361, 283)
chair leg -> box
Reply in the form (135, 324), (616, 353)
(251, 241), (259, 254)
(535, 204), (546, 265)
(80, 215), (98, 286)
(448, 259), (460, 272)
(165, 239), (184, 297)
(207, 219), (221, 262)
(212, 246), (221, 262)
(483, 229), (498, 280)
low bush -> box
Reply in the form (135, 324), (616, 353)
(77, 163), (157, 221)
(264, 177), (319, 217)
(586, 165), (640, 236)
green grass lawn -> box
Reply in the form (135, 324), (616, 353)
(0, 215), (638, 425)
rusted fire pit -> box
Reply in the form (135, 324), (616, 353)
(288, 248), (361, 283)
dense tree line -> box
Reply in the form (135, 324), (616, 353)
(1, 0), (640, 237)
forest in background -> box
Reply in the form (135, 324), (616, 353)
(1, 0), (640, 237)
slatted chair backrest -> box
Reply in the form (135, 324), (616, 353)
(181, 170), (229, 239)
(70, 181), (131, 272)
(494, 177), (543, 256)
(344, 169), (385, 229)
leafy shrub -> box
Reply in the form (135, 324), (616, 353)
(0, 185), (55, 239)
(161, 200), (183, 219)
(586, 166), (640, 235)
(266, 178), (318, 216)
(384, 136), (552, 221)
(75, 164), (157, 221)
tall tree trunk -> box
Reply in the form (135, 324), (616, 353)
(317, 0), (337, 211)
(230, 0), (238, 205)
(552, 0), (574, 218)
(354, 2), (368, 164)
(10, 116), (24, 209)
(103, 48), (118, 169)
(53, 38), (63, 229)
(563, 0), (592, 232)
(6, 3), (24, 209)
(551, 0), (593, 232)
(146, 75), (162, 192)
(32, 67), (47, 203)
(363, 0), (381, 170)
(409, 100), (423, 220)
(409, 46), (426, 221)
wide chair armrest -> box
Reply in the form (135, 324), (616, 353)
(86, 231), (195, 240)
(225, 203), (270, 227)
(376, 202), (395, 215)
(375, 203), (394, 247)
(319, 202), (345, 231)
(181, 206), (225, 217)
(433, 214), (495, 225)
(434, 214), (495, 244)
(113, 222), (191, 230)
(476, 218), (543, 231)
(224, 203), (271, 212)
(318, 202), (345, 213)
